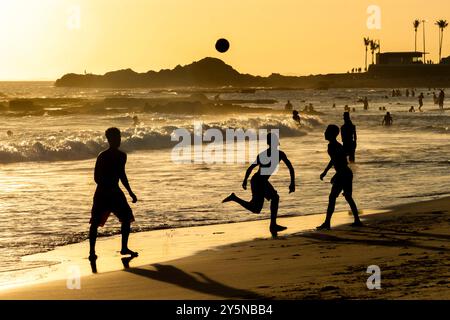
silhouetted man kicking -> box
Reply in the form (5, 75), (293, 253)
(89, 127), (138, 261)
(223, 133), (295, 237)
(317, 125), (362, 230)
(341, 112), (357, 163)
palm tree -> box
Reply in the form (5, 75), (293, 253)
(364, 37), (371, 71)
(436, 19), (449, 63)
(413, 19), (421, 52)
(370, 40), (380, 65)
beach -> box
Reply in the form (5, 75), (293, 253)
(1, 196), (448, 300)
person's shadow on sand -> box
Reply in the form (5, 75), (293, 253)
(124, 264), (266, 299)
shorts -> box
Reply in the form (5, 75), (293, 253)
(250, 174), (278, 203)
(90, 187), (134, 227)
(330, 169), (353, 197)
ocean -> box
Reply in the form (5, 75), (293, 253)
(0, 82), (449, 284)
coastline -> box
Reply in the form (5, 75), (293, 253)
(0, 196), (449, 299)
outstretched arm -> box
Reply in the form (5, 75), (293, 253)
(281, 153), (295, 193)
(242, 163), (257, 190)
(120, 154), (137, 203)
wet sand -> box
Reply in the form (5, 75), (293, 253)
(0, 197), (449, 299)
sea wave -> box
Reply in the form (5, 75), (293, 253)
(0, 117), (316, 163)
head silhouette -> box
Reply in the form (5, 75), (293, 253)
(105, 127), (121, 149)
(325, 124), (339, 141)
(267, 132), (279, 148)
(343, 111), (351, 122)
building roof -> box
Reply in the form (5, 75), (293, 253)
(379, 52), (424, 57)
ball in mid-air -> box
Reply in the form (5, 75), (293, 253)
(215, 38), (230, 53)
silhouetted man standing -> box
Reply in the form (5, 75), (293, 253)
(317, 125), (362, 230)
(223, 133), (296, 237)
(438, 90), (445, 110)
(89, 127), (138, 261)
(341, 112), (357, 163)
(418, 92), (424, 111)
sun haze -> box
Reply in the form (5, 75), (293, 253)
(0, 0), (448, 80)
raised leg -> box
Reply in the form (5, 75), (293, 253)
(345, 194), (362, 226)
(223, 193), (263, 214)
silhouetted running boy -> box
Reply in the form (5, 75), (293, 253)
(222, 133), (295, 237)
(317, 125), (362, 230)
(89, 127), (138, 261)
(341, 112), (357, 163)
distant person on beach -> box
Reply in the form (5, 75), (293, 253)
(438, 90), (445, 110)
(133, 115), (140, 126)
(433, 92), (438, 104)
(382, 112), (393, 126)
(418, 93), (424, 111)
(344, 105), (350, 112)
(409, 106), (416, 112)
(341, 112), (357, 163)
(222, 133), (296, 237)
(363, 97), (369, 110)
(285, 100), (293, 111)
(406, 89), (410, 97)
(89, 127), (138, 262)
(332, 103), (336, 108)
(292, 110), (301, 125)
(6, 130), (13, 137)
(317, 125), (362, 230)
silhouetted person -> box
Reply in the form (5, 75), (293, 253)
(222, 133), (295, 237)
(363, 97), (369, 110)
(332, 103), (336, 108)
(341, 112), (357, 163)
(409, 106), (415, 112)
(133, 115), (140, 126)
(285, 100), (293, 111)
(406, 89), (410, 97)
(382, 112), (393, 126)
(292, 110), (301, 125)
(418, 93), (424, 111)
(438, 90), (445, 110)
(317, 125), (362, 230)
(344, 105), (350, 112)
(89, 127), (138, 262)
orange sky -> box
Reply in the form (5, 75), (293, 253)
(0, 0), (448, 80)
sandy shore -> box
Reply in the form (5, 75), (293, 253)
(0, 197), (449, 300)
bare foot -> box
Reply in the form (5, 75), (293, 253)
(351, 221), (364, 227)
(316, 223), (331, 231)
(120, 249), (139, 257)
(222, 193), (235, 203)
